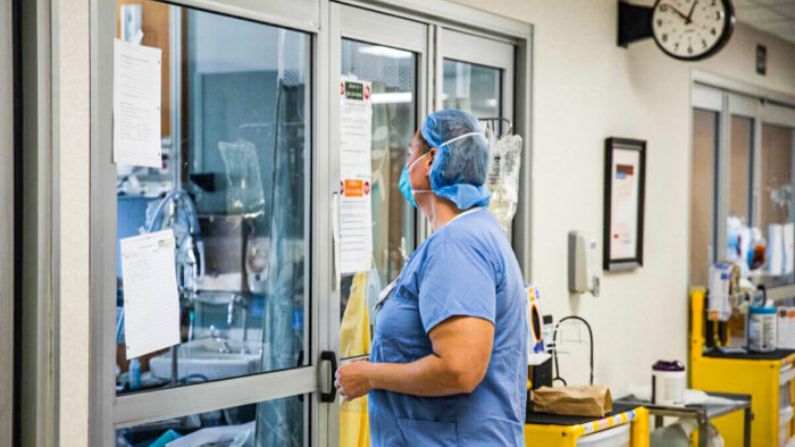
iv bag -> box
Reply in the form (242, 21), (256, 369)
(219, 139), (266, 216)
(486, 130), (523, 235)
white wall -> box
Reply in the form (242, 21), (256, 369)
(54, 0), (90, 444)
(449, 0), (795, 393)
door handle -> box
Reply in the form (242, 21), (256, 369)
(319, 350), (338, 403)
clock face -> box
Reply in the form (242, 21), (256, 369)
(652, 0), (735, 61)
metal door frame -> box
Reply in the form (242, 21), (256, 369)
(332, 1), (533, 281)
(0, 0), (16, 444)
(89, 1), (329, 444)
(82, 0), (530, 445)
(691, 75), (795, 299)
(327, 3), (430, 442)
(434, 27), (531, 278)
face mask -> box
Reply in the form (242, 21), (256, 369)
(399, 153), (431, 208)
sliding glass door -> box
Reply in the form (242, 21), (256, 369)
(327, 5), (522, 446)
(690, 84), (795, 291)
(94, 2), (325, 445)
(90, 1), (527, 445)
(329, 4), (428, 445)
(437, 28), (514, 135)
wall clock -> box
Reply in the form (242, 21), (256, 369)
(619, 0), (736, 61)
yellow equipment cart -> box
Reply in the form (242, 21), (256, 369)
(691, 288), (795, 446)
(524, 403), (649, 447)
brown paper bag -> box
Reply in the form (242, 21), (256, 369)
(532, 386), (612, 417)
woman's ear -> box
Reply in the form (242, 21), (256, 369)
(426, 148), (437, 172)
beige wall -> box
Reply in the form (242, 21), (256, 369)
(449, 0), (795, 392)
(54, 0), (90, 445)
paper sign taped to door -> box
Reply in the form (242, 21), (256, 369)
(339, 178), (373, 275)
(340, 77), (373, 179)
(337, 76), (374, 275)
(120, 229), (180, 359)
(113, 39), (162, 168)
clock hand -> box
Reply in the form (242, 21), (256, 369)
(686, 0), (699, 24)
(663, 3), (690, 21)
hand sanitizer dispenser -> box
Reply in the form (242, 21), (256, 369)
(568, 231), (601, 297)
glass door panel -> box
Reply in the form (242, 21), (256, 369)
(437, 28), (514, 126)
(330, 5), (428, 447)
(114, 0), (312, 393)
(759, 123), (795, 284)
(725, 115), (759, 276)
(442, 59), (501, 119)
(339, 39), (417, 341)
(438, 29), (516, 239)
(116, 394), (308, 446)
(333, 4), (425, 363)
(729, 116), (753, 224)
(690, 108), (719, 286)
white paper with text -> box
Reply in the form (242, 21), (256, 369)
(121, 230), (180, 359)
(114, 39), (162, 168)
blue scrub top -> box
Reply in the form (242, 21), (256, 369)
(369, 208), (528, 447)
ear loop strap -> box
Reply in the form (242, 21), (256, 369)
(408, 153), (432, 195)
(438, 131), (485, 148)
(416, 131), (484, 195)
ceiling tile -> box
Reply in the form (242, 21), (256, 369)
(769, 3), (795, 17)
(751, 19), (795, 33)
(747, 0), (795, 7)
(736, 5), (786, 21)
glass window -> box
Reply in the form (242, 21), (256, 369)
(729, 116), (753, 224)
(759, 123), (795, 284)
(690, 108), (719, 286)
(115, 395), (307, 446)
(442, 59), (501, 119)
(114, 1), (311, 394)
(724, 116), (761, 278)
(443, 59), (510, 233)
(338, 40), (417, 359)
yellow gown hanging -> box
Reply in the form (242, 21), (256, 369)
(339, 271), (371, 447)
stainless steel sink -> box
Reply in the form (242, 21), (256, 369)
(149, 338), (266, 382)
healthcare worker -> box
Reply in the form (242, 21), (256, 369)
(335, 109), (528, 446)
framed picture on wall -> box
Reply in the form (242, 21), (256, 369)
(603, 137), (646, 271)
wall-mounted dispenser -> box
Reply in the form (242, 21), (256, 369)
(568, 231), (601, 297)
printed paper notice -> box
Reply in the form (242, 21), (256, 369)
(339, 178), (373, 274)
(120, 230), (180, 359)
(114, 39), (162, 168)
(340, 78), (373, 179)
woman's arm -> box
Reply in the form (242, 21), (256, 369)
(335, 316), (494, 400)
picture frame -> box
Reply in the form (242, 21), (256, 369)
(603, 137), (646, 271)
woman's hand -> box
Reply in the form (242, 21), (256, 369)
(335, 360), (374, 401)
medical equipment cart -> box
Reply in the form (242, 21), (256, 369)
(615, 392), (752, 447)
(524, 402), (649, 447)
(691, 288), (795, 446)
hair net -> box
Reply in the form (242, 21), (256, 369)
(420, 109), (491, 210)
